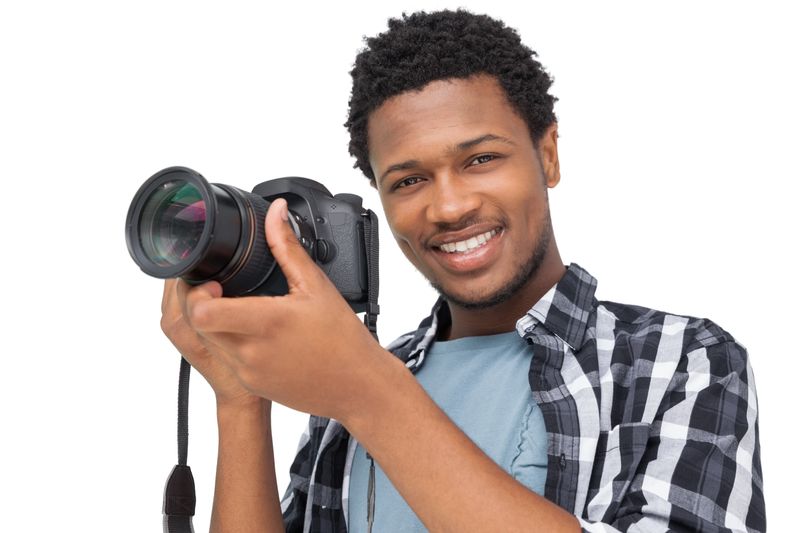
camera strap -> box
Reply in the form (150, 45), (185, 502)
(361, 208), (380, 533)
(163, 357), (196, 533)
(362, 209), (380, 340)
(162, 209), (381, 532)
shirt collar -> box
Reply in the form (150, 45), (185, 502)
(514, 263), (597, 350)
(389, 263), (598, 370)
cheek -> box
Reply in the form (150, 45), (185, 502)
(384, 208), (416, 250)
(382, 196), (422, 243)
(384, 205), (432, 269)
(384, 207), (409, 243)
(508, 190), (547, 235)
(396, 240), (423, 269)
(389, 229), (431, 278)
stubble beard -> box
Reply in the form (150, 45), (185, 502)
(428, 207), (553, 311)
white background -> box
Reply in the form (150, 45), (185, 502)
(1, 1), (796, 531)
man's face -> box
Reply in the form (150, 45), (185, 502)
(368, 75), (560, 309)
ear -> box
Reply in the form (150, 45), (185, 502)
(538, 122), (560, 188)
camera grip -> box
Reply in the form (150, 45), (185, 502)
(325, 213), (368, 304)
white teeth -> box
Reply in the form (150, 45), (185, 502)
(438, 229), (498, 253)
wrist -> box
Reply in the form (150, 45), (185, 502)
(339, 349), (412, 438)
(216, 395), (270, 417)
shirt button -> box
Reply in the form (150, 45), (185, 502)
(559, 453), (567, 470)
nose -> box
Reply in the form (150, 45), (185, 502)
(425, 173), (482, 227)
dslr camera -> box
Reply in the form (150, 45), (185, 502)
(125, 166), (375, 313)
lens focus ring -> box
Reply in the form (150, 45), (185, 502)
(218, 193), (274, 296)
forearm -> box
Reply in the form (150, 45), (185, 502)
(210, 398), (284, 533)
(344, 353), (580, 533)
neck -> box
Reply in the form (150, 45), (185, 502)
(440, 246), (566, 341)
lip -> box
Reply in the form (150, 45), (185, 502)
(428, 228), (504, 274)
(428, 224), (503, 247)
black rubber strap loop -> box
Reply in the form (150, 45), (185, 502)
(164, 514), (195, 533)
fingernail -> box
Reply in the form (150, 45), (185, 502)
(279, 199), (288, 222)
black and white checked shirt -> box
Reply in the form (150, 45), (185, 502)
(280, 263), (765, 532)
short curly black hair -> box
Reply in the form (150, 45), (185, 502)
(345, 9), (558, 182)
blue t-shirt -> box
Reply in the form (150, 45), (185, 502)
(347, 330), (548, 532)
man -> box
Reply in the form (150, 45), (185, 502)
(160, 9), (765, 532)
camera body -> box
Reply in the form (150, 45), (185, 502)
(250, 176), (369, 309)
(125, 167), (372, 313)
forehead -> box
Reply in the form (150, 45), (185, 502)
(366, 75), (530, 175)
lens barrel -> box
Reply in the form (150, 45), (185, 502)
(126, 167), (276, 295)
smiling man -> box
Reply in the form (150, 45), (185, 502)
(162, 9), (765, 533)
(367, 75), (563, 340)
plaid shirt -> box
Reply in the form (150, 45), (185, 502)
(281, 263), (765, 532)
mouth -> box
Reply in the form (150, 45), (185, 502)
(436, 228), (500, 253)
(428, 227), (504, 274)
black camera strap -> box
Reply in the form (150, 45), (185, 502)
(163, 357), (196, 533)
(162, 209), (381, 532)
(361, 209), (380, 533)
(362, 209), (380, 340)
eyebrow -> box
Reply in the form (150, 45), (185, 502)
(378, 133), (515, 184)
(379, 159), (421, 184)
(453, 133), (515, 152)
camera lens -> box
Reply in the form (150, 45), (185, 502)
(139, 179), (206, 267)
(126, 167), (276, 295)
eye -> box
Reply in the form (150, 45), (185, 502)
(469, 154), (497, 166)
(393, 176), (424, 190)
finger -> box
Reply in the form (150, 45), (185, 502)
(161, 279), (177, 315)
(181, 294), (286, 336)
(265, 198), (319, 292)
(180, 279), (224, 328)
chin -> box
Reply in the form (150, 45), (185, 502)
(430, 281), (519, 310)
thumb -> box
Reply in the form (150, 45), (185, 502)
(264, 197), (315, 291)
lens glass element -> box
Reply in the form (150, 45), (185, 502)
(139, 180), (207, 267)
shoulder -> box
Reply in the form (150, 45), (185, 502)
(595, 298), (745, 357)
(590, 298), (753, 403)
